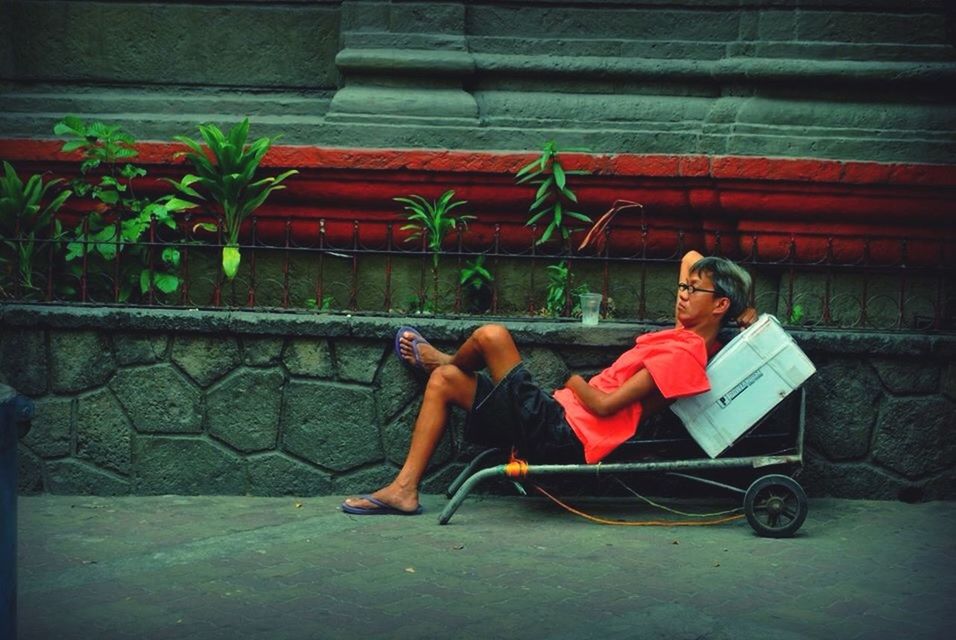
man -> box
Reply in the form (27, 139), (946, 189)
(342, 250), (755, 515)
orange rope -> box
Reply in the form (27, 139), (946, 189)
(533, 484), (745, 527)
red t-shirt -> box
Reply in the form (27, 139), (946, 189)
(552, 328), (712, 463)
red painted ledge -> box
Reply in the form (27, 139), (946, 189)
(4, 138), (956, 186)
(2, 138), (954, 264)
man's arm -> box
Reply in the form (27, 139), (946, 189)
(736, 306), (758, 328)
(563, 369), (662, 417)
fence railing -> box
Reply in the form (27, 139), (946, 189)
(1, 212), (952, 332)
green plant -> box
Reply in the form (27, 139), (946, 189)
(543, 260), (589, 317)
(54, 116), (189, 300)
(459, 255), (494, 313)
(0, 161), (71, 293)
(515, 141), (591, 246)
(402, 293), (433, 315)
(788, 304), (805, 325)
(396, 189), (474, 312)
(305, 293), (335, 312)
(168, 118), (297, 279)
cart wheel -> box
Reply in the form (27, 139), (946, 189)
(744, 474), (808, 538)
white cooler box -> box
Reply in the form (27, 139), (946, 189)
(671, 314), (816, 458)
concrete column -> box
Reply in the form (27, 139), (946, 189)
(329, 1), (478, 124)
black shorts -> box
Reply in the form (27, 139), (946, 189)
(463, 363), (585, 463)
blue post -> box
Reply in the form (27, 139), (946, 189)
(1, 384), (35, 640)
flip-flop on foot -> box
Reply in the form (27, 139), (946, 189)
(394, 326), (431, 372)
(341, 495), (423, 516)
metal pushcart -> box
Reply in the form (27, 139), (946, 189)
(439, 386), (811, 538)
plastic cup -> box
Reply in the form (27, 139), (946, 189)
(580, 292), (602, 326)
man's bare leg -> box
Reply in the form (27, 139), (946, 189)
(398, 324), (521, 382)
(342, 364), (477, 512)
(345, 325), (523, 512)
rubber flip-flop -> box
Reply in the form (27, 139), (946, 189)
(394, 326), (430, 371)
(341, 495), (423, 516)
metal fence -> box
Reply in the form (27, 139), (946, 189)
(1, 212), (952, 332)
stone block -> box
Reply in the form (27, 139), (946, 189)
(0, 328), (47, 395)
(801, 452), (908, 500)
(46, 459), (129, 495)
(871, 358), (939, 394)
(375, 352), (422, 423)
(76, 388), (132, 475)
(331, 463), (399, 495)
(114, 332), (168, 365)
(382, 402), (453, 468)
(50, 330), (116, 393)
(521, 347), (570, 394)
(9, 1), (341, 88)
(940, 362), (955, 401)
(336, 339), (386, 384)
(795, 10), (945, 45)
(468, 4), (739, 41)
(24, 395), (72, 458)
(207, 368), (284, 452)
(246, 453), (333, 496)
(283, 338), (334, 378)
(805, 359), (881, 460)
(241, 336), (284, 367)
(170, 335), (240, 387)
(132, 437), (245, 495)
(758, 9), (795, 40)
(110, 364), (202, 433)
(17, 444), (44, 494)
(921, 469), (956, 501)
(420, 462), (466, 495)
(281, 380), (381, 471)
(554, 346), (616, 371)
(390, 2), (464, 33)
(871, 396), (956, 479)
(328, 84), (478, 120)
(341, 1), (389, 31)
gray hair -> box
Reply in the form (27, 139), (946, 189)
(690, 256), (753, 324)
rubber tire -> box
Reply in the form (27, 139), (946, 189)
(743, 474), (808, 538)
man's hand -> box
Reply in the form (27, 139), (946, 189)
(736, 306), (758, 329)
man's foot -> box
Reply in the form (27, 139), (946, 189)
(395, 326), (451, 373)
(341, 486), (421, 515)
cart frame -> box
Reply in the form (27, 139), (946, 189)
(439, 386), (809, 537)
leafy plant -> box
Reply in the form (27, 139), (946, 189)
(788, 304), (805, 325)
(515, 141), (591, 246)
(54, 116), (189, 300)
(396, 189), (474, 312)
(168, 118), (297, 279)
(543, 260), (589, 317)
(0, 161), (71, 293)
(402, 293), (434, 315)
(305, 294), (335, 312)
(459, 255), (494, 313)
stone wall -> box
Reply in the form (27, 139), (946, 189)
(1, 303), (954, 501)
(1, 0), (955, 163)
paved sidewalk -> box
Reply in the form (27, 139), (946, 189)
(16, 494), (956, 640)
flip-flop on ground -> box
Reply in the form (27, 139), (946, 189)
(340, 495), (423, 516)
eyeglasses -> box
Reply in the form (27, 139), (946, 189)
(677, 282), (719, 295)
